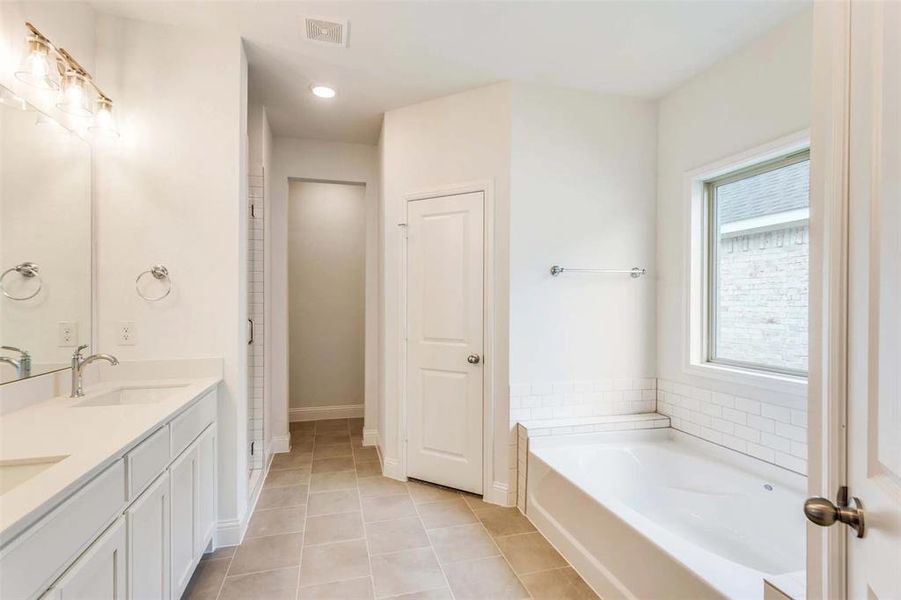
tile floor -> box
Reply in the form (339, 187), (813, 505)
(183, 418), (598, 600)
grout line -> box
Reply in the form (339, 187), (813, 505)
(410, 483), (457, 600)
(464, 501), (535, 598)
(354, 456), (379, 598)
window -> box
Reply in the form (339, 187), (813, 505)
(705, 149), (810, 377)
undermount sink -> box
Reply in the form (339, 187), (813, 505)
(0, 455), (70, 495)
(74, 385), (188, 408)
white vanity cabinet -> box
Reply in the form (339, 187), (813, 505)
(0, 387), (218, 600)
(126, 472), (170, 600)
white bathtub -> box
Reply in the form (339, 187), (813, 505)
(526, 428), (806, 600)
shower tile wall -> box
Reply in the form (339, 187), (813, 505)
(656, 379), (808, 475)
(247, 167), (264, 472)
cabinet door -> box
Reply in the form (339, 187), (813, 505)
(126, 472), (170, 600)
(169, 445), (197, 600)
(195, 425), (217, 554)
(45, 517), (126, 600)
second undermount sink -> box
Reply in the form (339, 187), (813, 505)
(0, 455), (70, 495)
(74, 384), (189, 408)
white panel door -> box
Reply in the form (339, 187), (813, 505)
(845, 0), (901, 595)
(406, 191), (484, 494)
(126, 472), (170, 600)
(45, 518), (126, 600)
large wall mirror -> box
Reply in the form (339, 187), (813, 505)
(0, 83), (92, 384)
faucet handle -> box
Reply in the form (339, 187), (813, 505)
(73, 344), (89, 359)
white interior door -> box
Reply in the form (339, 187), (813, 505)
(406, 191), (484, 494)
(845, 1), (901, 596)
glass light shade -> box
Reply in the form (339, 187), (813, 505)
(311, 85), (336, 98)
(56, 71), (93, 117)
(14, 37), (60, 90)
(88, 98), (119, 138)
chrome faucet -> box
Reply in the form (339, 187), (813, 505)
(70, 344), (119, 398)
(0, 345), (31, 378)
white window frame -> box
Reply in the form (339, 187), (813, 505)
(683, 131), (810, 396)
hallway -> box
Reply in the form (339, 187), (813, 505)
(183, 419), (596, 599)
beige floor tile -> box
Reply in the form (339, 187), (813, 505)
(315, 419), (350, 433)
(245, 506), (306, 539)
(307, 488), (361, 516)
(229, 532), (303, 575)
(427, 523), (500, 564)
(461, 493), (494, 513)
(476, 506), (536, 537)
(416, 498), (478, 529)
(362, 494), (417, 523)
(442, 555), (530, 600)
(353, 447), (379, 462)
(299, 539), (371, 587)
(355, 460), (382, 477)
(264, 467), (311, 489)
(520, 567), (599, 600)
(201, 546), (236, 561)
(407, 481), (462, 504)
(365, 517), (430, 555)
(495, 531), (567, 574)
(304, 511), (365, 546)
(271, 451), (313, 471)
(310, 469), (358, 493)
(358, 476), (409, 498)
(312, 456), (356, 473)
(351, 435), (365, 448)
(218, 566), (298, 600)
(182, 557), (230, 599)
(315, 432), (352, 445)
(349, 420), (364, 435)
(257, 484), (308, 510)
(291, 431), (315, 446)
(291, 421), (316, 432)
(386, 589), (453, 600)
(313, 442), (354, 459)
(370, 547), (446, 598)
(299, 576), (375, 600)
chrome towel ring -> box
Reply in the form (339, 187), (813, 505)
(136, 264), (172, 301)
(1, 262), (42, 301)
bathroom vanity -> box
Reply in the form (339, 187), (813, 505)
(0, 377), (220, 599)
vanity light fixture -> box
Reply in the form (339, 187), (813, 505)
(311, 84), (336, 99)
(12, 22), (118, 136)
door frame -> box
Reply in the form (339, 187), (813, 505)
(808, 0), (851, 596)
(397, 180), (499, 502)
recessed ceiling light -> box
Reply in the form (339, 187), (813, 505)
(311, 85), (336, 99)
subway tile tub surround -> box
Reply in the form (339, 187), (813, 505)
(656, 379), (808, 475)
(509, 378), (657, 424)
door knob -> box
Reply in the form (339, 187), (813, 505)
(804, 486), (865, 538)
(467, 354), (481, 364)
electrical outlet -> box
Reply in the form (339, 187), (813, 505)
(58, 322), (77, 347)
(118, 322), (136, 346)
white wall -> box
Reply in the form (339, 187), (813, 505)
(92, 13), (249, 539)
(271, 138), (379, 447)
(655, 12), (812, 470)
(288, 181), (365, 412)
(379, 82), (512, 503)
(509, 83), (657, 388)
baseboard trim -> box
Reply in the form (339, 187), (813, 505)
(214, 518), (243, 547)
(289, 404), (363, 422)
(381, 457), (405, 481)
(362, 428), (379, 447)
(484, 481), (513, 507)
(271, 434), (290, 454)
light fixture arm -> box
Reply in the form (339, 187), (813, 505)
(23, 22), (113, 104)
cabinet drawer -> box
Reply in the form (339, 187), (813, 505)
(126, 425), (170, 500)
(0, 460), (126, 600)
(170, 390), (216, 458)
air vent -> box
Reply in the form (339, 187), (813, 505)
(304, 17), (348, 47)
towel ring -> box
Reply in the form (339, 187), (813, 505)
(136, 265), (171, 301)
(1, 262), (42, 301)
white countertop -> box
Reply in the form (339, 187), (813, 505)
(0, 376), (220, 545)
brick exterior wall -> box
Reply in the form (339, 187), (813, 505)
(715, 223), (809, 373)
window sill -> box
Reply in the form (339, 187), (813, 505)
(683, 360), (807, 398)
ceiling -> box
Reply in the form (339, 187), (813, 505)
(91, 1), (809, 145)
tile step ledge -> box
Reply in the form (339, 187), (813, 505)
(518, 412), (670, 436)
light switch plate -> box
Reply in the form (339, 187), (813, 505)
(118, 321), (136, 346)
(58, 322), (77, 347)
